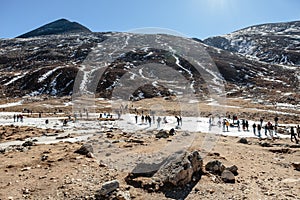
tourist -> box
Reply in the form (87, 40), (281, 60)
(141, 115), (145, 123)
(148, 116), (152, 127)
(242, 119), (246, 131)
(264, 124), (268, 136)
(225, 120), (230, 132)
(13, 114), (16, 122)
(245, 120), (249, 131)
(268, 122), (274, 139)
(176, 116), (180, 126)
(252, 123), (256, 135)
(297, 125), (300, 138)
(222, 119), (226, 132)
(290, 126), (299, 144)
(237, 119), (240, 131)
(257, 124), (262, 138)
(135, 115), (138, 124)
(157, 116), (161, 128)
(20, 114), (23, 122)
(274, 116), (279, 126)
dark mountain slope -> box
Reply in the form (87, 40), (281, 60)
(17, 19), (91, 38)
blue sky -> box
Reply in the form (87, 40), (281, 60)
(1, 0), (300, 39)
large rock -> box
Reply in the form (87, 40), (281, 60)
(221, 170), (235, 183)
(205, 160), (225, 175)
(153, 151), (203, 187)
(126, 150), (203, 191)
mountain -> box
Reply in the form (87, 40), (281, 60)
(0, 19), (299, 105)
(203, 21), (300, 66)
(17, 19), (91, 38)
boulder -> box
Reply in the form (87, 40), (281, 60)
(221, 170), (235, 183)
(205, 160), (225, 175)
(74, 144), (93, 156)
(153, 151), (203, 187)
(238, 137), (248, 144)
(126, 150), (203, 191)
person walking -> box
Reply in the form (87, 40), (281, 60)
(264, 124), (268, 136)
(135, 115), (138, 124)
(141, 115), (145, 124)
(148, 115), (152, 127)
(237, 119), (240, 131)
(252, 123), (257, 135)
(13, 114), (16, 122)
(290, 126), (299, 144)
(225, 120), (230, 132)
(242, 119), (246, 131)
(176, 116), (180, 126)
(245, 120), (249, 131)
(157, 117), (161, 128)
(297, 125), (300, 138)
(257, 124), (262, 138)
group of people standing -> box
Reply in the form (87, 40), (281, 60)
(133, 110), (182, 129)
(251, 118), (277, 139)
(13, 114), (23, 122)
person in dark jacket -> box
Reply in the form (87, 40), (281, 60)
(291, 126), (299, 144)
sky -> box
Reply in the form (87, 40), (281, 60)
(1, 0), (300, 39)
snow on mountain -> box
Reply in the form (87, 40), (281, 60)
(0, 19), (299, 105)
(203, 21), (300, 66)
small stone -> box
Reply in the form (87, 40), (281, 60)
(21, 167), (31, 171)
(221, 170), (235, 183)
(291, 162), (300, 171)
(22, 141), (34, 147)
(97, 180), (120, 196)
(226, 165), (238, 176)
(238, 138), (248, 144)
(74, 144), (93, 156)
(116, 190), (131, 200)
(205, 160), (225, 175)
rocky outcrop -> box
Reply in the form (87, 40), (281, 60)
(126, 151), (203, 192)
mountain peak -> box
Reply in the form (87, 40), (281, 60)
(17, 18), (91, 38)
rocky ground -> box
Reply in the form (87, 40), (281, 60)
(0, 124), (299, 200)
(0, 96), (299, 200)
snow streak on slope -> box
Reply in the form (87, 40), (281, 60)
(4, 72), (28, 86)
(38, 67), (61, 83)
